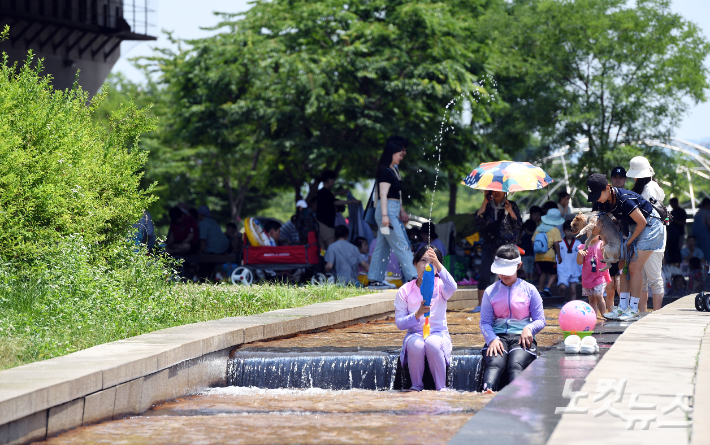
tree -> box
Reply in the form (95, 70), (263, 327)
(144, 0), (506, 220)
(483, 0), (710, 188)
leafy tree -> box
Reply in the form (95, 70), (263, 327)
(143, 0), (506, 220)
(0, 26), (156, 259)
(484, 0), (710, 188)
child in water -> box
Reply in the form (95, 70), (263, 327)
(394, 246), (457, 391)
(479, 244), (546, 393)
(578, 235), (611, 318)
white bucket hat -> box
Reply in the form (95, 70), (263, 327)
(627, 156), (654, 178)
(490, 256), (521, 276)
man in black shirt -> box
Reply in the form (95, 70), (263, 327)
(316, 170), (361, 249)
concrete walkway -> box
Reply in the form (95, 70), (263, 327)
(546, 296), (708, 445)
(450, 295), (710, 445)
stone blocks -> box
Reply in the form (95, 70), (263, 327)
(47, 398), (84, 437)
(0, 411), (46, 445)
(82, 387), (116, 426)
(0, 288), (401, 443)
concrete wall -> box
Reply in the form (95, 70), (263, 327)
(0, 288), (478, 444)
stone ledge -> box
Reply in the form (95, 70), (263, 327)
(0, 286), (475, 443)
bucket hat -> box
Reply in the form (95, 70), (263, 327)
(626, 156), (654, 178)
(541, 208), (565, 225)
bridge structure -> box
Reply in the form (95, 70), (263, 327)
(0, 0), (156, 94)
(517, 138), (710, 222)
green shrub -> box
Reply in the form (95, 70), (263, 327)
(0, 26), (156, 260)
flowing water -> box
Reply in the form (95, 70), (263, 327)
(37, 387), (495, 445)
(227, 349), (482, 391)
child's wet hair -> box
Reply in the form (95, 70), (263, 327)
(413, 245), (443, 264)
(495, 244), (520, 260)
(690, 256), (702, 270)
(563, 220), (572, 231)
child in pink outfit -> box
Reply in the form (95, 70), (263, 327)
(577, 235), (611, 318)
(394, 245), (457, 391)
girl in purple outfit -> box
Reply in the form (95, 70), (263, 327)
(395, 246), (457, 391)
(480, 244), (546, 392)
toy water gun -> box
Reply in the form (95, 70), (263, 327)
(421, 264), (435, 339)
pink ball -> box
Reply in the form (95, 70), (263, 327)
(559, 300), (597, 333)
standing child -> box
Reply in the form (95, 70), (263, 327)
(557, 221), (583, 301)
(533, 209), (564, 297)
(578, 235), (611, 318)
(518, 220), (536, 282)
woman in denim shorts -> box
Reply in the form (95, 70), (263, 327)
(587, 173), (664, 321)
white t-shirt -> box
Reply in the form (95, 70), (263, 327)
(641, 181), (666, 252)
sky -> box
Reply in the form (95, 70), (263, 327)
(113, 0), (710, 144)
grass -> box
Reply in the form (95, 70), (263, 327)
(0, 237), (371, 370)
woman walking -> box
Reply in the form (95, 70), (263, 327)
(587, 173), (664, 321)
(475, 190), (523, 310)
(627, 156), (666, 312)
(367, 137), (417, 289)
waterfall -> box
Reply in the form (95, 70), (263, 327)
(228, 349), (483, 391)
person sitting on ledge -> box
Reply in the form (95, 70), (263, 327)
(394, 246), (457, 391)
(480, 244), (545, 393)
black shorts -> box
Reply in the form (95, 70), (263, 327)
(608, 262), (620, 277)
(535, 261), (557, 274)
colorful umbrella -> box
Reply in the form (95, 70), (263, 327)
(462, 161), (553, 192)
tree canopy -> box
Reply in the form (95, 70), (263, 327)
(485, 0), (710, 187)
(97, 0), (710, 224)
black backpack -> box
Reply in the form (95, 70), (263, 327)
(648, 197), (672, 226)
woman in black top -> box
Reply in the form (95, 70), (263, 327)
(587, 173), (664, 320)
(367, 137), (418, 289)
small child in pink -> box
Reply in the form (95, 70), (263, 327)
(577, 235), (611, 318)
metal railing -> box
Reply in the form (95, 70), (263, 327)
(1, 0), (156, 36)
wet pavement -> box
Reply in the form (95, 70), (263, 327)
(35, 387), (495, 445)
(449, 319), (631, 445)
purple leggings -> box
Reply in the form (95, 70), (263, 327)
(406, 333), (451, 391)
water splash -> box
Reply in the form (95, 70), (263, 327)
(424, 77), (497, 243)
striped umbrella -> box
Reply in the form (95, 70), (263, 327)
(462, 161), (553, 192)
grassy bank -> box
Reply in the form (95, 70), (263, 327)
(0, 238), (370, 370)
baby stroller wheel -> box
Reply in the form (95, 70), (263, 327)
(695, 292), (707, 312)
(311, 273), (335, 286)
(231, 267), (254, 286)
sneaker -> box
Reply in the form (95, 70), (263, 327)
(470, 306), (481, 313)
(367, 280), (396, 290)
(617, 307), (639, 322)
(542, 288), (552, 298)
(580, 336), (599, 354)
(603, 306), (623, 320)
(565, 335), (581, 354)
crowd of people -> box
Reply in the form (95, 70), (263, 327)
(493, 158), (706, 322)
(135, 136), (709, 393)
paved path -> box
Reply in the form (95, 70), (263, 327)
(547, 296), (709, 445)
(451, 295), (710, 445)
